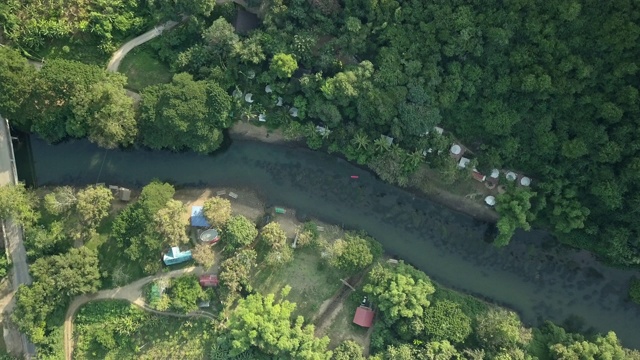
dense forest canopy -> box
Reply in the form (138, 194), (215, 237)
(1, 0), (639, 265)
(226, 0), (639, 265)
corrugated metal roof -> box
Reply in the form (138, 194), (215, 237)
(353, 306), (375, 328)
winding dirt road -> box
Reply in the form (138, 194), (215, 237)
(63, 266), (210, 360)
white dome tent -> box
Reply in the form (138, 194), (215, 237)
(506, 171), (517, 181)
(490, 169), (500, 178)
(520, 176), (531, 186)
(450, 144), (462, 155)
(244, 93), (254, 103)
(484, 196), (496, 206)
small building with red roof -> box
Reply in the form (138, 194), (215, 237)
(199, 274), (219, 287)
(352, 306), (375, 328)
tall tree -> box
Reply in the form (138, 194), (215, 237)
(0, 183), (38, 225)
(202, 197), (232, 227)
(43, 186), (77, 216)
(225, 286), (332, 359)
(68, 75), (137, 149)
(191, 243), (216, 269)
(422, 300), (472, 344)
(139, 73), (231, 153)
(112, 181), (175, 274)
(30, 247), (101, 297)
(328, 234), (374, 274)
(75, 185), (113, 239)
(169, 275), (206, 313)
(270, 53), (298, 79)
(0, 47), (36, 125)
(363, 262), (435, 324)
(223, 215), (258, 253)
(153, 199), (189, 246)
(475, 308), (531, 352)
(260, 222), (287, 250)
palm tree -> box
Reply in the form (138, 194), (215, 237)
(403, 150), (424, 173)
(373, 136), (391, 153)
(351, 132), (370, 150)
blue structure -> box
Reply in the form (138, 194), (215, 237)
(191, 206), (211, 227)
(163, 247), (192, 265)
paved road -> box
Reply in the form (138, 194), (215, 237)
(106, 20), (179, 73)
(0, 117), (36, 357)
(64, 266), (208, 360)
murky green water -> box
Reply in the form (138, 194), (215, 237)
(19, 136), (640, 348)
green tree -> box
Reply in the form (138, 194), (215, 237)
(270, 53), (298, 79)
(332, 340), (365, 360)
(169, 275), (206, 313)
(363, 262), (435, 323)
(551, 331), (628, 360)
(153, 199), (188, 246)
(139, 73), (231, 153)
(30, 247), (101, 297)
(423, 300), (472, 344)
(202, 197), (232, 227)
(24, 220), (69, 259)
(0, 184), (38, 225)
(12, 282), (58, 343)
(0, 47), (36, 124)
(494, 188), (536, 247)
(328, 234), (374, 273)
(191, 243), (216, 270)
(68, 76), (137, 149)
(75, 185), (113, 239)
(43, 186), (77, 216)
(475, 308), (531, 352)
(422, 340), (461, 360)
(223, 215), (258, 253)
(260, 221), (287, 250)
(218, 249), (257, 299)
(113, 181), (175, 274)
(225, 286), (332, 358)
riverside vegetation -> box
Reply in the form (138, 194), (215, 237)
(0, 182), (638, 358)
(0, 0), (639, 358)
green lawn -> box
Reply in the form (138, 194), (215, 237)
(250, 246), (343, 321)
(119, 44), (173, 92)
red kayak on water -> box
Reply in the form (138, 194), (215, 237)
(351, 175), (359, 179)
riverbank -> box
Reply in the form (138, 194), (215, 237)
(229, 121), (499, 223)
(23, 137), (640, 348)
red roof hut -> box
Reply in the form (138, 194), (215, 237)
(199, 274), (219, 287)
(352, 306), (375, 328)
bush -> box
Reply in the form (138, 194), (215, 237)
(629, 278), (640, 304)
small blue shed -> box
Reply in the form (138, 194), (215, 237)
(191, 206), (211, 228)
(163, 247), (192, 266)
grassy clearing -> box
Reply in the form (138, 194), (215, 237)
(322, 289), (370, 349)
(119, 42), (172, 92)
(250, 246), (343, 321)
(74, 300), (215, 360)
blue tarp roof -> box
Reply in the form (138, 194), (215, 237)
(191, 206), (210, 227)
(163, 247), (192, 265)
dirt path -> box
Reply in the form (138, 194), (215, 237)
(313, 272), (367, 336)
(106, 20), (180, 73)
(64, 266), (207, 360)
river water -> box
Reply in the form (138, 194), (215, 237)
(17, 136), (640, 348)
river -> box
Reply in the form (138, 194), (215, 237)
(16, 136), (640, 348)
